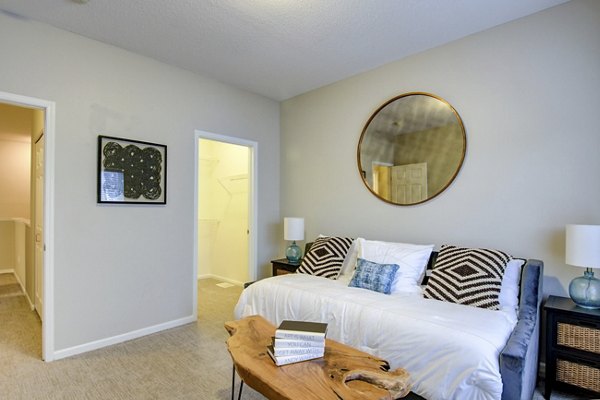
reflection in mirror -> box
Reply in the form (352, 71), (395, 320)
(358, 93), (466, 205)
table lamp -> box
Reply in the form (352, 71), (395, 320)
(565, 224), (600, 309)
(284, 217), (304, 263)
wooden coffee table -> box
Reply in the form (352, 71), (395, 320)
(225, 315), (410, 400)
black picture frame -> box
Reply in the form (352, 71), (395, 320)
(97, 135), (167, 204)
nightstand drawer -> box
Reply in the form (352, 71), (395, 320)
(558, 322), (600, 354)
(544, 296), (600, 398)
(276, 268), (294, 276)
(271, 258), (301, 276)
(556, 359), (600, 394)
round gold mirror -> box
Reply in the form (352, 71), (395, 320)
(358, 92), (466, 205)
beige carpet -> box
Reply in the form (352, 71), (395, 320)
(0, 273), (579, 399)
(0, 274), (264, 400)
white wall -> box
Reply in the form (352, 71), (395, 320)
(281, 0), (600, 297)
(0, 138), (31, 219)
(0, 220), (15, 271)
(0, 13), (280, 354)
(198, 139), (249, 284)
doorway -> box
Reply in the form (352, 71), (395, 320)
(193, 131), (257, 318)
(0, 90), (55, 361)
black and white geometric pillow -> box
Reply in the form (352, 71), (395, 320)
(422, 244), (511, 310)
(297, 236), (354, 279)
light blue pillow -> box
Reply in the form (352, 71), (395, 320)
(348, 258), (399, 295)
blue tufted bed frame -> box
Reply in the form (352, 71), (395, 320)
(406, 254), (544, 400)
(499, 258), (544, 400)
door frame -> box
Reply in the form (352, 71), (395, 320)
(193, 130), (258, 319)
(0, 90), (56, 361)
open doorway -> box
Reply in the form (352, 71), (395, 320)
(193, 131), (257, 318)
(0, 90), (55, 361)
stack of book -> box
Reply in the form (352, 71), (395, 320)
(267, 320), (328, 366)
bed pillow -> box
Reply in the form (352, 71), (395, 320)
(338, 238), (362, 279)
(348, 258), (399, 295)
(423, 244), (511, 310)
(297, 236), (354, 279)
(498, 258), (525, 311)
(358, 238), (434, 294)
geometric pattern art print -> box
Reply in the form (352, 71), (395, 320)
(297, 236), (354, 279)
(422, 244), (511, 310)
(103, 141), (163, 200)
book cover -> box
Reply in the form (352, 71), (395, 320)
(272, 336), (325, 348)
(267, 345), (324, 366)
(275, 320), (328, 341)
(272, 345), (325, 357)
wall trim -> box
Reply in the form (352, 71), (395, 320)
(52, 315), (196, 361)
(0, 90), (56, 362)
(12, 269), (35, 310)
(0, 269), (35, 310)
(197, 274), (244, 287)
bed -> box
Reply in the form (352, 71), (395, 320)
(234, 238), (543, 400)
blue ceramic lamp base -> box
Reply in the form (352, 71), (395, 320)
(285, 241), (302, 263)
(569, 268), (600, 309)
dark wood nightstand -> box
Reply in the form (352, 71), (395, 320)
(544, 295), (600, 399)
(271, 258), (301, 276)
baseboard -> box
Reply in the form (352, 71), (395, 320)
(52, 314), (196, 361)
(198, 274), (244, 286)
(11, 270), (35, 310)
(0, 269), (34, 310)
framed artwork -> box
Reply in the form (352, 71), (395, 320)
(97, 135), (167, 204)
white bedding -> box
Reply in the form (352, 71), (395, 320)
(234, 274), (518, 400)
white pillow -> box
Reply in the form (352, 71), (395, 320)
(498, 259), (525, 311)
(357, 238), (434, 294)
(338, 238), (361, 279)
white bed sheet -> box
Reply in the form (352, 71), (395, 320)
(234, 274), (517, 400)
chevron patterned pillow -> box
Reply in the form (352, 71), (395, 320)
(297, 236), (354, 279)
(422, 244), (511, 310)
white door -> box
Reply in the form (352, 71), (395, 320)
(391, 162), (428, 204)
(35, 134), (44, 320)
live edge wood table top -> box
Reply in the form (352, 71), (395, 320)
(224, 315), (410, 400)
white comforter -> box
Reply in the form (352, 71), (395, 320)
(234, 274), (517, 400)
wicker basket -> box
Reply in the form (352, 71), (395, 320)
(556, 359), (600, 393)
(557, 322), (600, 354)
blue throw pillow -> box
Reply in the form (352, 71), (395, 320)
(348, 258), (399, 295)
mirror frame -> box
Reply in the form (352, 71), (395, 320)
(357, 92), (466, 206)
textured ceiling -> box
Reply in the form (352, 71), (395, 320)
(0, 0), (569, 100)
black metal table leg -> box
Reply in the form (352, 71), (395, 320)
(231, 366), (235, 400)
(238, 380), (244, 400)
(232, 365), (244, 400)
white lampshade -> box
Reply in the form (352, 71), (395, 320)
(284, 217), (304, 241)
(566, 224), (600, 268)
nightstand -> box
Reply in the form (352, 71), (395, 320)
(544, 295), (600, 399)
(271, 258), (301, 276)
